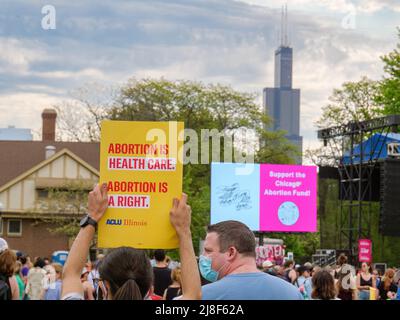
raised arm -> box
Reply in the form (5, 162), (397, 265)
(61, 183), (108, 299)
(169, 193), (201, 300)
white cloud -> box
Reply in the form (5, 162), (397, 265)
(0, 0), (398, 148)
(0, 38), (48, 75)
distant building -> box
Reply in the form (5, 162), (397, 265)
(263, 7), (303, 164)
(0, 126), (33, 141)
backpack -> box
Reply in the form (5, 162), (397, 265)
(0, 274), (12, 300)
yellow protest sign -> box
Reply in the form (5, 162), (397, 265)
(98, 120), (184, 249)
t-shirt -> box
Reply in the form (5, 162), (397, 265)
(153, 266), (172, 296)
(15, 275), (25, 300)
(26, 268), (46, 300)
(21, 266), (30, 278)
(296, 276), (312, 299)
(44, 280), (62, 300)
(202, 272), (304, 300)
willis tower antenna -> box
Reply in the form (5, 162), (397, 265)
(263, 4), (303, 163)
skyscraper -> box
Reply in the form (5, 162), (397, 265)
(263, 6), (303, 163)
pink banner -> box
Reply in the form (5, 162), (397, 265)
(358, 239), (372, 263)
(255, 245), (285, 266)
(259, 164), (317, 232)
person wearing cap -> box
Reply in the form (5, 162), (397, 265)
(0, 237), (20, 300)
(262, 260), (276, 276)
(295, 265), (312, 299)
(80, 267), (95, 300)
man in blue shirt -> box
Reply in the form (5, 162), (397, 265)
(200, 220), (303, 300)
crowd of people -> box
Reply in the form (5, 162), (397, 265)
(261, 254), (400, 300)
(1, 183), (400, 300)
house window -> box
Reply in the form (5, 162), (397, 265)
(7, 219), (22, 236)
(37, 189), (49, 199)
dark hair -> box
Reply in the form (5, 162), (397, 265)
(34, 258), (46, 268)
(207, 220), (256, 258)
(19, 256), (27, 265)
(360, 262), (372, 274)
(0, 250), (17, 277)
(154, 249), (166, 262)
(99, 247), (153, 300)
(298, 265), (311, 275)
(284, 260), (294, 268)
(337, 254), (347, 266)
(312, 270), (337, 300)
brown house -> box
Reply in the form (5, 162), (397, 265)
(0, 109), (100, 258)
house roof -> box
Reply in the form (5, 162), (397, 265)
(0, 141), (99, 188)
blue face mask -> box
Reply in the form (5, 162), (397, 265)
(199, 255), (220, 282)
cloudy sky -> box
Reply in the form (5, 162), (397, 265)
(1, 0), (399, 149)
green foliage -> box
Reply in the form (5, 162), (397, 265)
(32, 181), (94, 242)
(108, 78), (298, 254)
(316, 76), (382, 130)
(376, 28), (400, 116)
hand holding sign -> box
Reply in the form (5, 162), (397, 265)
(170, 193), (192, 237)
(88, 183), (108, 222)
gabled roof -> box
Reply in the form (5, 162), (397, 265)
(0, 148), (99, 193)
(0, 141), (99, 188)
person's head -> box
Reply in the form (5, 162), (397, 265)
(171, 266), (182, 285)
(312, 270), (337, 300)
(262, 260), (274, 271)
(311, 265), (321, 276)
(0, 237), (8, 254)
(201, 220), (256, 280)
(80, 268), (89, 281)
(44, 264), (56, 282)
(337, 254), (347, 267)
(19, 256), (27, 265)
(360, 262), (372, 274)
(34, 258), (46, 268)
(153, 249), (166, 263)
(99, 247), (153, 300)
(52, 263), (63, 280)
(284, 260), (294, 269)
(0, 249), (17, 277)
(14, 261), (22, 275)
(43, 257), (50, 265)
(298, 265), (311, 278)
(383, 268), (395, 290)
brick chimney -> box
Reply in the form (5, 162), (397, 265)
(41, 108), (57, 141)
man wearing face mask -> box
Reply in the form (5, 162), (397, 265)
(200, 220), (303, 300)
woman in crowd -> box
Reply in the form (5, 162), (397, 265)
(42, 263), (63, 300)
(311, 270), (339, 300)
(61, 184), (201, 300)
(14, 261), (25, 300)
(0, 240), (20, 300)
(336, 264), (357, 300)
(356, 262), (376, 300)
(378, 268), (397, 300)
(163, 266), (182, 300)
(25, 258), (46, 300)
(334, 254), (348, 280)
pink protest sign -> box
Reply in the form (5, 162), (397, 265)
(358, 239), (372, 263)
(259, 164), (317, 232)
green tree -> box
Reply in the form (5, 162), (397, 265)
(32, 181), (98, 248)
(376, 28), (400, 115)
(109, 78), (298, 254)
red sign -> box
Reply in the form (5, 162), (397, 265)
(358, 239), (372, 263)
(255, 245), (285, 266)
